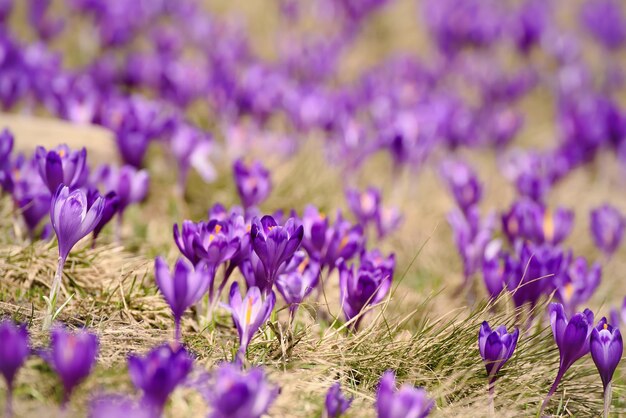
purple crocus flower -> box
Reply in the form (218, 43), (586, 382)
(439, 159), (482, 214)
(47, 186), (105, 329)
(115, 131), (151, 169)
(0, 128), (14, 191)
(95, 165), (149, 215)
(610, 297), (626, 327)
(275, 254), (320, 317)
(478, 321), (519, 386)
(0, 320), (29, 417)
(127, 343), (193, 416)
(173, 220), (241, 268)
(580, 0), (626, 50)
(154, 257), (215, 342)
(591, 318), (623, 392)
(376, 371), (434, 418)
(555, 257), (601, 316)
(233, 159), (271, 210)
(345, 187), (381, 227)
(169, 124), (216, 193)
(250, 216), (303, 293)
(204, 362), (279, 418)
(325, 382), (352, 418)
(338, 259), (392, 330)
(543, 303), (594, 411)
(35, 145), (87, 194)
(375, 206), (403, 239)
(44, 327), (98, 406)
(590, 204), (625, 257)
(225, 282), (275, 360)
(87, 189), (119, 245)
(501, 200), (573, 245)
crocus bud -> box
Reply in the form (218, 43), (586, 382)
(44, 327), (98, 405)
(276, 255), (320, 316)
(590, 318), (623, 391)
(0, 320), (29, 397)
(50, 186), (105, 262)
(345, 187), (381, 226)
(128, 344), (193, 416)
(590, 204), (625, 257)
(154, 257), (215, 342)
(376, 371), (434, 418)
(35, 145), (87, 194)
(225, 282), (275, 359)
(203, 362), (279, 418)
(324, 383), (352, 418)
(87, 189), (119, 242)
(233, 159), (272, 209)
(96, 165), (149, 214)
(478, 322), (519, 383)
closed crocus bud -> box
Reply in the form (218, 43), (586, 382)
(590, 204), (625, 257)
(44, 327), (98, 406)
(250, 216), (303, 292)
(338, 260), (392, 331)
(50, 186), (105, 263)
(542, 303), (594, 411)
(116, 131), (151, 168)
(35, 145), (87, 194)
(322, 213), (364, 271)
(204, 362), (279, 418)
(376, 371), (434, 418)
(154, 257), (215, 342)
(591, 318), (623, 391)
(324, 383), (352, 418)
(233, 159), (272, 209)
(96, 165), (149, 214)
(478, 322), (519, 383)
(225, 282), (275, 360)
(0, 320), (29, 416)
(276, 255), (320, 316)
(128, 344), (193, 416)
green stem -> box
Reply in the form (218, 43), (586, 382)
(43, 257), (64, 330)
(604, 381), (612, 418)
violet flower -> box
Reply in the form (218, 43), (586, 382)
(46, 186), (105, 329)
(439, 159), (482, 214)
(44, 327), (98, 407)
(375, 206), (403, 239)
(345, 187), (381, 227)
(555, 257), (601, 316)
(542, 303), (594, 412)
(169, 124), (216, 194)
(275, 254), (320, 318)
(128, 343), (193, 416)
(87, 188), (119, 246)
(204, 362), (279, 418)
(376, 370), (434, 418)
(325, 382), (352, 418)
(0, 320), (29, 418)
(250, 215), (303, 294)
(224, 282), (275, 361)
(0, 128), (14, 191)
(590, 204), (625, 257)
(580, 0), (626, 50)
(478, 321), (518, 411)
(591, 318), (623, 417)
(233, 159), (271, 210)
(610, 297), (626, 327)
(338, 259), (392, 331)
(154, 257), (215, 343)
(35, 145), (87, 194)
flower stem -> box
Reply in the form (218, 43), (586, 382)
(488, 381), (495, 416)
(174, 318), (182, 345)
(604, 381), (612, 418)
(541, 367), (565, 415)
(5, 384), (13, 418)
(43, 257), (64, 330)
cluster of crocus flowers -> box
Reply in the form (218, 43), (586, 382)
(376, 371), (434, 418)
(345, 187), (403, 239)
(477, 321), (519, 412)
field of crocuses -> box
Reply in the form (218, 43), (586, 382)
(1, 0), (626, 417)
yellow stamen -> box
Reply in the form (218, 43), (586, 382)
(215, 224), (222, 234)
(543, 209), (555, 242)
(563, 283), (574, 302)
(298, 259), (309, 274)
(209, 234), (215, 243)
(338, 236), (349, 251)
(245, 297), (253, 325)
(58, 149), (66, 158)
(604, 323), (609, 330)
